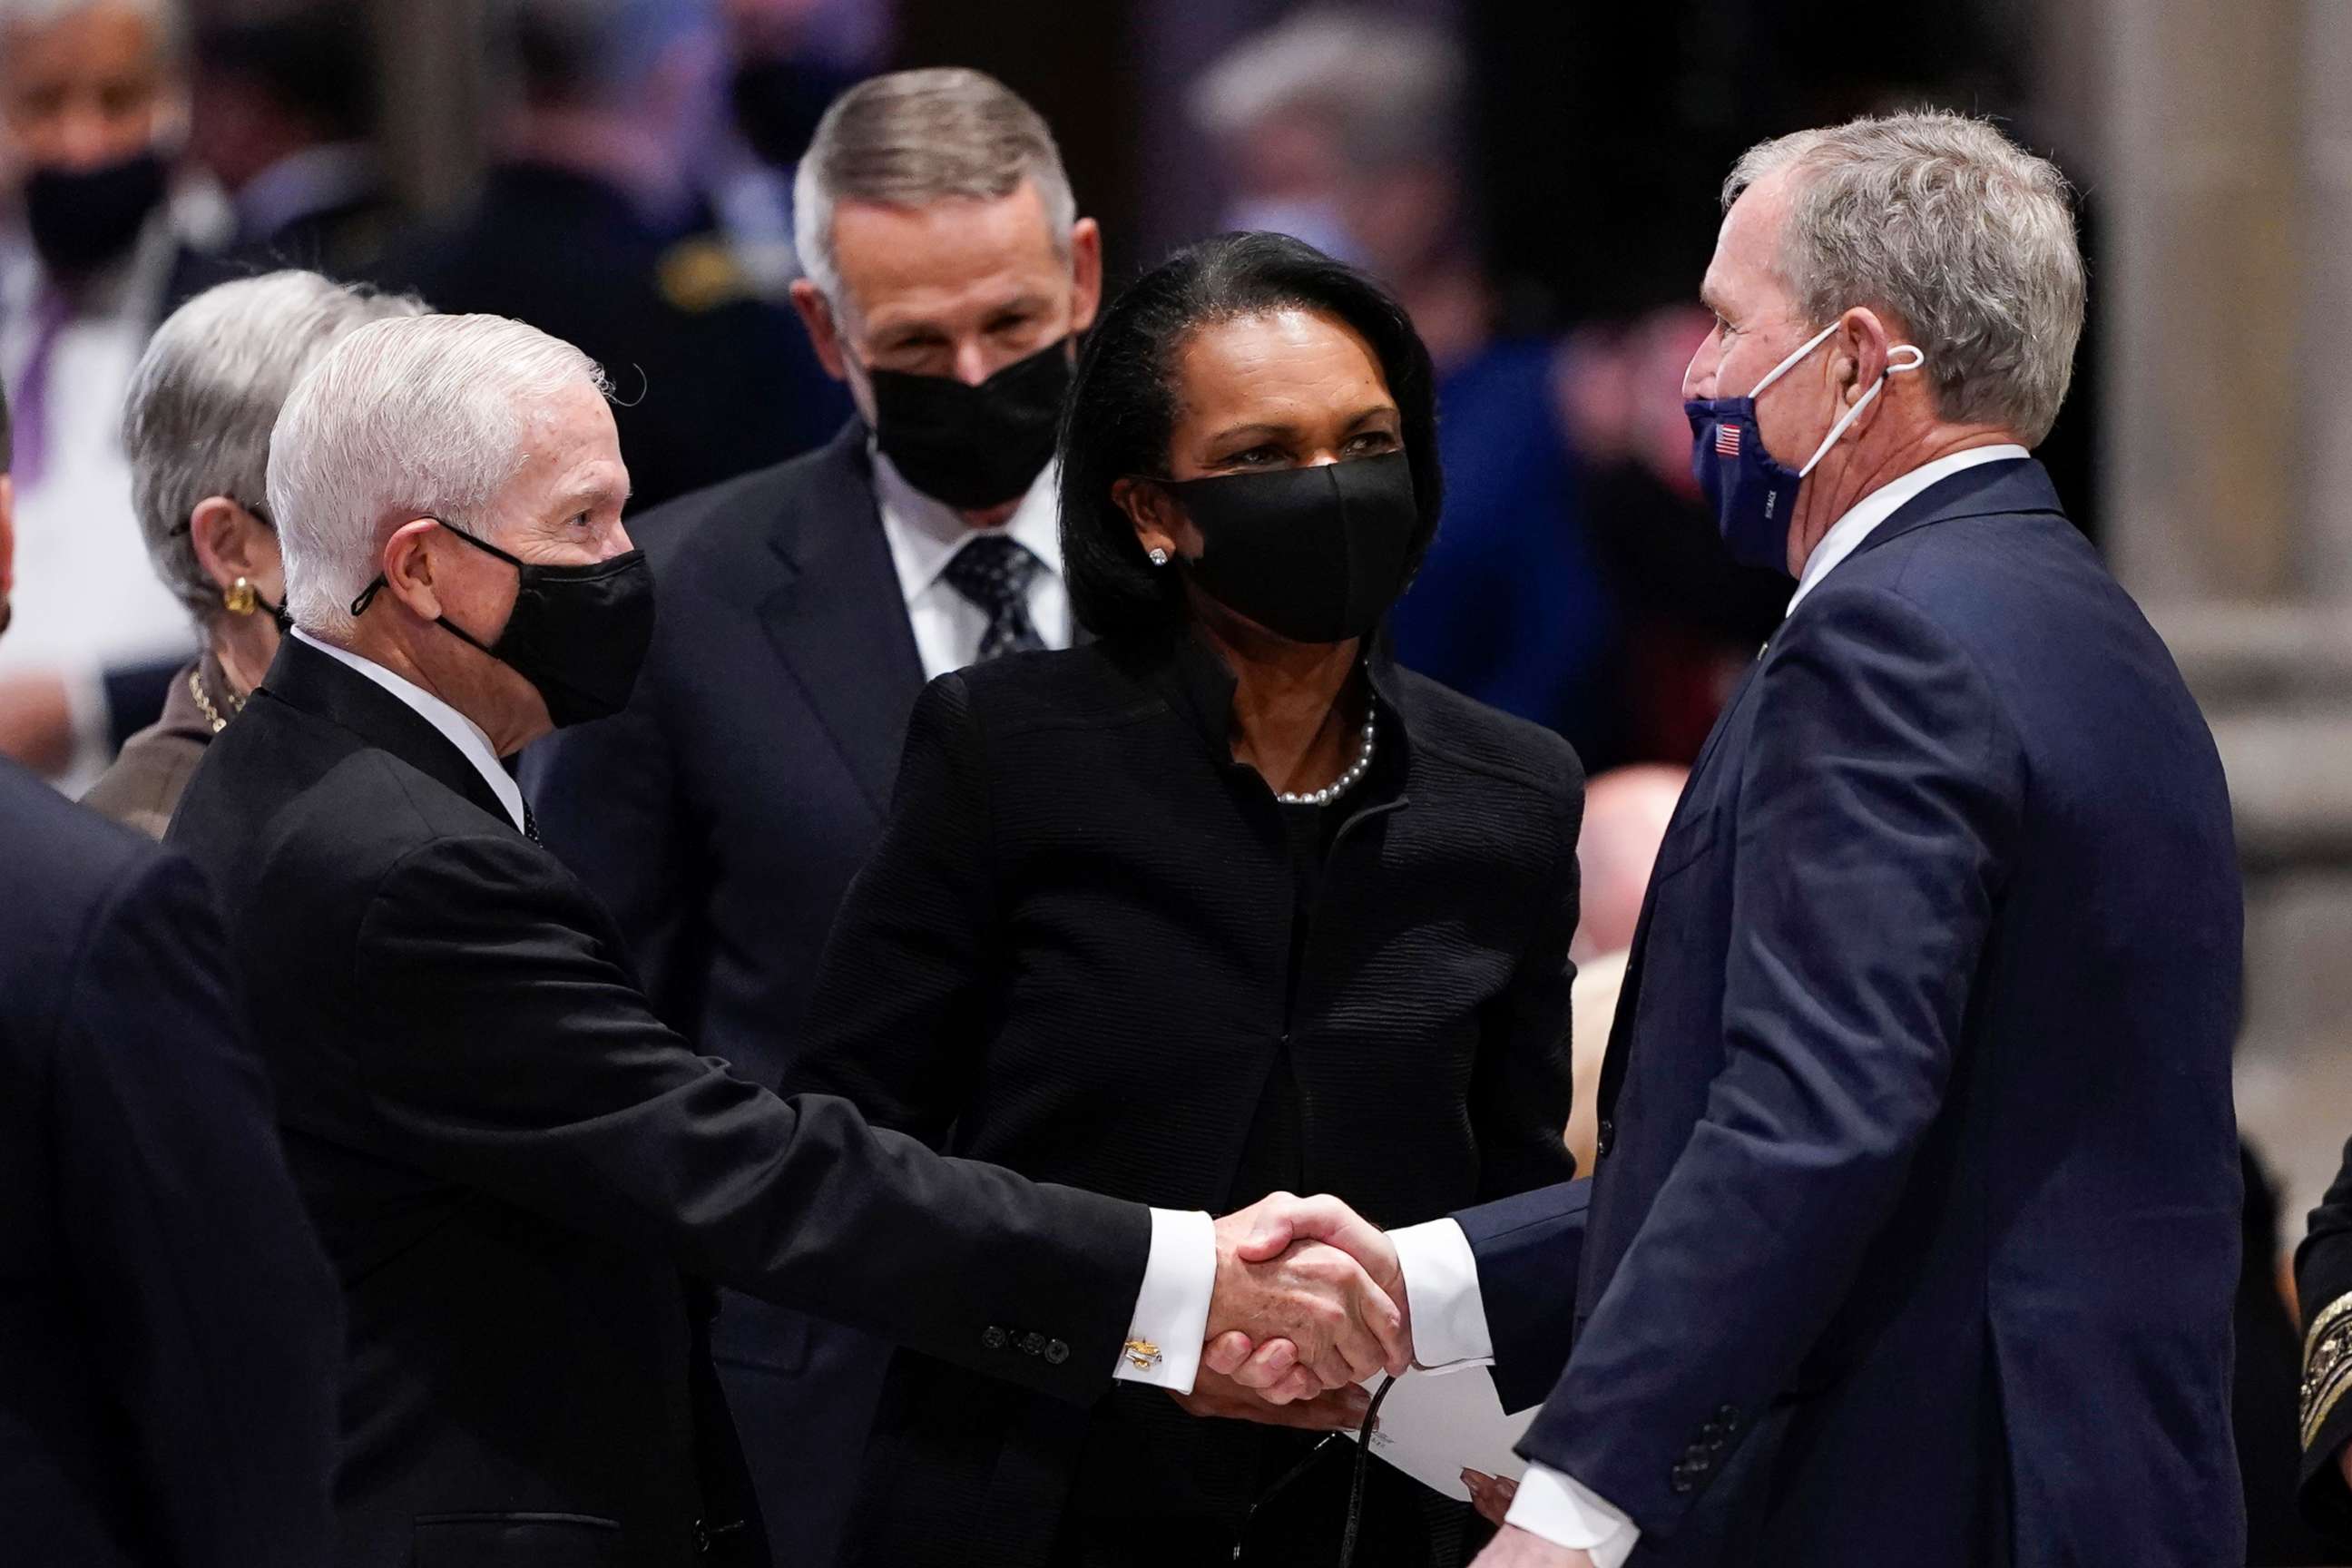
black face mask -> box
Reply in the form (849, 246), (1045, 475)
(867, 338), (1072, 510)
(24, 150), (169, 277)
(350, 523), (656, 729)
(1158, 452), (1420, 645)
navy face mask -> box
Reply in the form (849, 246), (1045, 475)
(1684, 320), (1924, 573)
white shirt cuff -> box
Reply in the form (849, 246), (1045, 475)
(1504, 1461), (1642, 1567)
(1112, 1207), (1213, 1392)
(1388, 1218), (1494, 1369)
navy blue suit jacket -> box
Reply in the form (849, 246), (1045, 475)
(0, 760), (340, 1568)
(1465, 459), (2244, 1566)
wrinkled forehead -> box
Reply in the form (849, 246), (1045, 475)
(494, 384), (629, 520)
(1704, 170), (1800, 315)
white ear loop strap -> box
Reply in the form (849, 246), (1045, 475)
(1798, 343), (1925, 476)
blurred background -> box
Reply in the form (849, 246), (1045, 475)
(4, 0), (2347, 1394)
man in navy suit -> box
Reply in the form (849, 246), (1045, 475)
(1249, 111), (2244, 1568)
(521, 68), (1102, 1563)
(0, 378), (343, 1566)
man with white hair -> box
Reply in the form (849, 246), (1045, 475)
(0, 0), (219, 788)
(165, 309), (1408, 1567)
(1256, 111), (2245, 1567)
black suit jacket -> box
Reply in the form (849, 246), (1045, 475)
(165, 636), (1152, 1568)
(0, 758), (339, 1568)
(523, 421), (921, 1077)
(1469, 461), (2243, 1567)
(786, 633), (1583, 1563)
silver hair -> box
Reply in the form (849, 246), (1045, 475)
(791, 67), (1074, 316)
(0, 0), (186, 59)
(270, 314), (610, 640)
(1190, 7), (1465, 164)
(124, 271), (427, 629)
(1723, 110), (2086, 446)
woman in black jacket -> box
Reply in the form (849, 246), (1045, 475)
(789, 232), (1584, 1568)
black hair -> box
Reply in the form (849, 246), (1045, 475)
(1057, 230), (1443, 642)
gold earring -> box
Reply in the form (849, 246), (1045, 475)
(224, 577), (258, 616)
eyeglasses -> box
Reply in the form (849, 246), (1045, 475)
(168, 498), (272, 536)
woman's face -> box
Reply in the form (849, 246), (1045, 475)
(1119, 307), (1403, 564)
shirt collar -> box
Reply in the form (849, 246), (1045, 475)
(1788, 444), (2030, 614)
(290, 628), (527, 832)
(871, 443), (1063, 609)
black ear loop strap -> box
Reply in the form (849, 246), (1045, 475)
(1230, 1373), (1398, 1565)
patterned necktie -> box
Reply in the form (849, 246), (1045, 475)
(941, 535), (1046, 663)
(523, 800), (542, 845)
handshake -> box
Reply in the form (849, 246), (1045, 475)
(1190, 1191), (1409, 1426)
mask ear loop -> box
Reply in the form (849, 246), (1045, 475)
(1746, 318), (1845, 400)
(1798, 343), (1925, 476)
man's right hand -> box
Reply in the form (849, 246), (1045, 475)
(1204, 1191), (1409, 1401)
(1214, 1191), (1409, 1396)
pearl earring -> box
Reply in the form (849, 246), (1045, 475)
(1147, 547), (1170, 567)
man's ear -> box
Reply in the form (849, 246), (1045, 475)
(1068, 217), (1104, 335)
(377, 517), (448, 622)
(789, 279), (850, 381)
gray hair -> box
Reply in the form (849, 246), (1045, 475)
(270, 314), (609, 639)
(1724, 110), (2085, 446)
(792, 67), (1075, 316)
(1190, 8), (1465, 165)
(125, 271), (427, 628)
(0, 0), (186, 59)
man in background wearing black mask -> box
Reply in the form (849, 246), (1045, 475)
(0, 0), (216, 793)
(521, 65), (1101, 1568)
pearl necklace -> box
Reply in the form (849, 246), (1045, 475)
(1275, 710), (1378, 807)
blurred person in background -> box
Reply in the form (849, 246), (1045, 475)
(1191, 9), (1620, 761)
(82, 270), (425, 838)
(0, 0), (222, 789)
(707, 0), (887, 299)
(178, 7), (397, 288)
(374, 0), (841, 513)
(1562, 764), (1684, 1172)
(0, 373), (345, 1568)
(524, 66), (1101, 1565)
(784, 230), (1582, 1568)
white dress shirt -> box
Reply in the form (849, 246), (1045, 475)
(293, 628), (1219, 1386)
(872, 448), (1071, 679)
(1787, 445), (2031, 615)
(291, 630), (527, 832)
(1367, 446), (2040, 1563)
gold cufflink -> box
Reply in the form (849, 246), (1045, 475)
(1123, 1339), (1161, 1372)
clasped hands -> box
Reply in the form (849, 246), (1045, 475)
(1179, 1191), (1409, 1430)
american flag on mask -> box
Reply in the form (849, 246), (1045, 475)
(1716, 425), (1742, 457)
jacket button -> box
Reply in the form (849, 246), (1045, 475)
(1044, 1338), (1070, 1365)
(982, 1326), (1008, 1351)
(1021, 1331), (1047, 1357)
(1596, 1120), (1615, 1159)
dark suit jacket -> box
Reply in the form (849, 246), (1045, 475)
(0, 758), (339, 1568)
(520, 421), (922, 1565)
(786, 632), (1583, 1563)
(2295, 1140), (2352, 1541)
(165, 635), (1152, 1568)
(523, 422), (920, 1077)
(1468, 460), (2244, 1567)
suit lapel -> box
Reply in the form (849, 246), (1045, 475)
(754, 426), (927, 812)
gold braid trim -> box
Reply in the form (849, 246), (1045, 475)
(2301, 1289), (2352, 1451)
